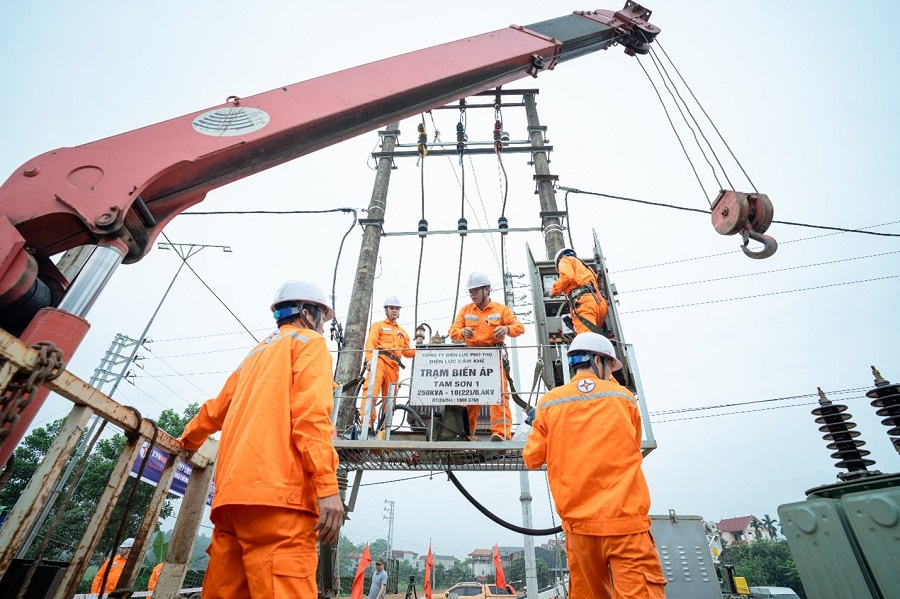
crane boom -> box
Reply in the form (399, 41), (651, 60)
(0, 4), (658, 472)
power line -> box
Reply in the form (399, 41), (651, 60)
(161, 232), (258, 343)
(612, 220), (900, 273)
(653, 400), (822, 423)
(559, 187), (900, 238)
(360, 473), (434, 487)
(619, 250), (900, 294)
(141, 345), (214, 397)
(622, 273), (900, 314)
(649, 386), (866, 417)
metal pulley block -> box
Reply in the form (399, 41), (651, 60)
(710, 190), (777, 259)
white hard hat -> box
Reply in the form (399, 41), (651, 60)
(384, 296), (402, 308)
(270, 280), (335, 321)
(120, 538), (135, 548)
(466, 271), (491, 290)
(554, 247), (576, 266)
(567, 332), (622, 371)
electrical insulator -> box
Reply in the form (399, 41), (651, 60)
(457, 217), (468, 236)
(456, 122), (467, 154)
(498, 216), (509, 233)
(865, 366), (900, 454)
(811, 387), (881, 481)
(418, 219), (428, 237)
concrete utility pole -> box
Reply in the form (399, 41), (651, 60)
(504, 272), (539, 599)
(524, 94), (566, 261)
(384, 499), (396, 562)
(335, 124), (400, 431)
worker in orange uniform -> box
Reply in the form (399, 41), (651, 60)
(449, 272), (524, 440)
(523, 333), (666, 599)
(91, 537), (134, 594)
(359, 296), (416, 430)
(147, 561), (163, 595)
(180, 280), (344, 598)
(550, 248), (608, 336)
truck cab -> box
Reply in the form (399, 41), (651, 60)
(748, 586), (801, 599)
(445, 582), (517, 598)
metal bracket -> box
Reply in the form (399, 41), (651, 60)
(358, 218), (385, 236)
(533, 174), (559, 194)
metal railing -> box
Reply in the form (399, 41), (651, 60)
(0, 327), (217, 598)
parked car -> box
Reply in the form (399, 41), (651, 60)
(444, 582), (517, 598)
(749, 586), (801, 599)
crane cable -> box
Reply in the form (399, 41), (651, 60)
(656, 39), (758, 193)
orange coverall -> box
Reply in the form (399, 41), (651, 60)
(522, 371), (666, 599)
(550, 256), (608, 335)
(147, 562), (163, 593)
(91, 554), (127, 593)
(449, 301), (524, 439)
(360, 319), (416, 426)
(180, 323), (339, 598)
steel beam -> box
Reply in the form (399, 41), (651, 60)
(0, 404), (93, 577)
(155, 446), (216, 599)
(55, 435), (145, 597)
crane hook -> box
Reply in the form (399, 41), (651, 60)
(740, 224), (778, 260)
(710, 190), (778, 260)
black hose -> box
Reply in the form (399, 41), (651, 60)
(445, 470), (562, 536)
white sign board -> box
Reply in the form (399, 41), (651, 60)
(410, 347), (502, 405)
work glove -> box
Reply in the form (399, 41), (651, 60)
(525, 407), (536, 425)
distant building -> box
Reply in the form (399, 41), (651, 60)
(416, 553), (457, 572)
(391, 549), (418, 567)
(716, 515), (774, 546)
(469, 548), (493, 579)
(507, 542), (568, 577)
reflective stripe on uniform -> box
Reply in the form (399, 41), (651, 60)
(540, 390), (636, 411)
(242, 331), (310, 364)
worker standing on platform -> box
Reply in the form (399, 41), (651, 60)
(449, 272), (524, 441)
(523, 332), (666, 599)
(550, 248), (608, 336)
(91, 537), (133, 594)
(359, 296), (416, 430)
(180, 279), (344, 598)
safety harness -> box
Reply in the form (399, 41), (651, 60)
(566, 267), (607, 335)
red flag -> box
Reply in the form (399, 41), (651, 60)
(493, 544), (510, 592)
(351, 543), (372, 599)
(424, 544), (434, 599)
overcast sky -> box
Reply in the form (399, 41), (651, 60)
(3, 0), (899, 561)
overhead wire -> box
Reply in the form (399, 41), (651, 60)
(428, 111), (501, 269)
(161, 232), (258, 343)
(140, 345), (214, 397)
(451, 106), (468, 320)
(413, 115), (428, 335)
(649, 386), (866, 417)
(560, 188), (900, 239)
(621, 273), (900, 314)
(619, 250), (900, 294)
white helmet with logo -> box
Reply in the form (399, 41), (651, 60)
(384, 296), (402, 308)
(567, 332), (622, 371)
(270, 280), (335, 321)
(466, 271), (491, 290)
(554, 247), (576, 266)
